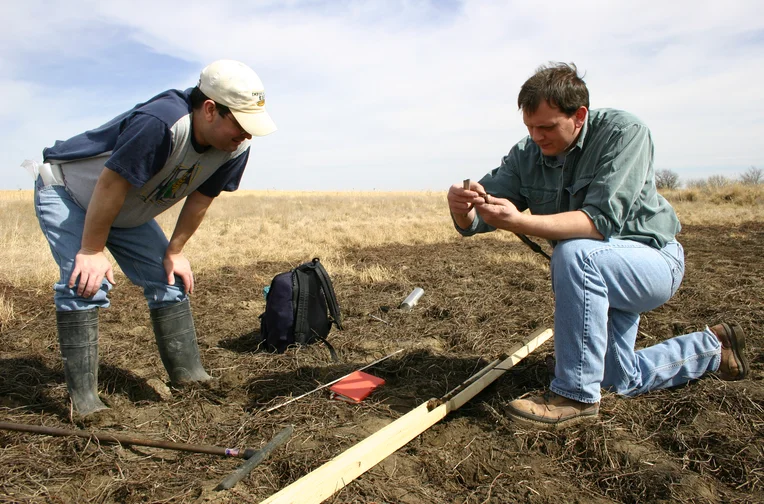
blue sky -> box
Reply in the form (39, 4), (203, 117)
(2, 0), (763, 190)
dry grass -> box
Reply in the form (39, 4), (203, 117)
(1, 184), (762, 292)
(662, 183), (764, 225)
(0, 190), (519, 290)
(0, 293), (13, 331)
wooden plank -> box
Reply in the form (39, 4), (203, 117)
(446, 327), (552, 411)
(260, 328), (553, 504)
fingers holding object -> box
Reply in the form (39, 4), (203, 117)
(462, 179), (490, 204)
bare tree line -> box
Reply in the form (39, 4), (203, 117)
(656, 166), (763, 190)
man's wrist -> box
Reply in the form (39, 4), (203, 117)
(505, 211), (528, 234)
(452, 212), (475, 232)
(79, 245), (105, 254)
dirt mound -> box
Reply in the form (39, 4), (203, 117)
(1, 223), (762, 503)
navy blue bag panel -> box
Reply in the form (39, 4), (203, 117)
(263, 270), (295, 353)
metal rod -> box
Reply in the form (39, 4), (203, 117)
(215, 425), (294, 491)
(0, 421), (258, 458)
(513, 233), (552, 261)
(265, 349), (404, 413)
(368, 314), (392, 326)
(399, 288), (424, 311)
(439, 358), (502, 403)
(463, 178), (550, 261)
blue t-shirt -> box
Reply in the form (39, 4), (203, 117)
(44, 88), (250, 228)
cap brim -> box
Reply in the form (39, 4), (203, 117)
(231, 109), (277, 137)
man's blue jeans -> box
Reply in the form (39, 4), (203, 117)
(34, 177), (188, 311)
(550, 238), (721, 403)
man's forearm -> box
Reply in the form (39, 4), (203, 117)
(167, 191), (214, 254)
(81, 168), (132, 251)
(510, 210), (603, 241)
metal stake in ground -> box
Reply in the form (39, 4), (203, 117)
(0, 422), (261, 459)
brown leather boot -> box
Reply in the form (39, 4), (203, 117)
(710, 322), (749, 381)
(507, 391), (599, 427)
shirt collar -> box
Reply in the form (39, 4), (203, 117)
(572, 111), (590, 151)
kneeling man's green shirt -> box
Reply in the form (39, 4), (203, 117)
(460, 108), (681, 249)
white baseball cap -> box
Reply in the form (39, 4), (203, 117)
(198, 60), (277, 137)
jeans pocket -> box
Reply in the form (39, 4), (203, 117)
(669, 262), (684, 297)
(661, 242), (685, 297)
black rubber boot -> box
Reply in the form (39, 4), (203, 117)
(150, 300), (212, 385)
(56, 308), (109, 416)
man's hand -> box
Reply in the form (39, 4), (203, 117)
(69, 249), (116, 298)
(448, 180), (491, 230)
(447, 181), (486, 215)
(162, 191), (214, 295)
(164, 251), (194, 294)
(474, 195), (523, 231)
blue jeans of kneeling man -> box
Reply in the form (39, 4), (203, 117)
(34, 176), (188, 312)
(549, 237), (722, 403)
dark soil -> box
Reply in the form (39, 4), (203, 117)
(1, 223), (762, 503)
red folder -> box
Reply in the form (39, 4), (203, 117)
(329, 371), (385, 403)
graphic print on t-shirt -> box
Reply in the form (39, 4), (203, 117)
(141, 161), (200, 204)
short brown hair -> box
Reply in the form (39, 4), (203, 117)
(189, 86), (232, 117)
(517, 62), (589, 116)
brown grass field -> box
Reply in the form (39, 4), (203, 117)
(0, 186), (762, 503)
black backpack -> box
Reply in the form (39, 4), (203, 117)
(258, 258), (343, 359)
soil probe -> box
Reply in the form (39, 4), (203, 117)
(0, 421), (266, 459)
(463, 178), (551, 261)
(266, 349), (404, 413)
(215, 425), (294, 491)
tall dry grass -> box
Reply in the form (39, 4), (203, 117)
(0, 293), (13, 331)
(0, 191), (56, 288)
(0, 190), (515, 291)
(1, 184), (762, 292)
(661, 183), (764, 225)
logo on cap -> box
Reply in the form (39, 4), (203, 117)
(253, 91), (265, 107)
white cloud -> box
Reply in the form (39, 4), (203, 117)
(2, 0), (763, 190)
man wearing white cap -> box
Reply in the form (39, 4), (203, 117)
(33, 60), (276, 417)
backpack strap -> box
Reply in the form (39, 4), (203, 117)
(310, 258), (343, 330)
(311, 329), (339, 362)
(292, 268), (311, 343)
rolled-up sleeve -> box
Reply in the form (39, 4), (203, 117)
(580, 124), (652, 239)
